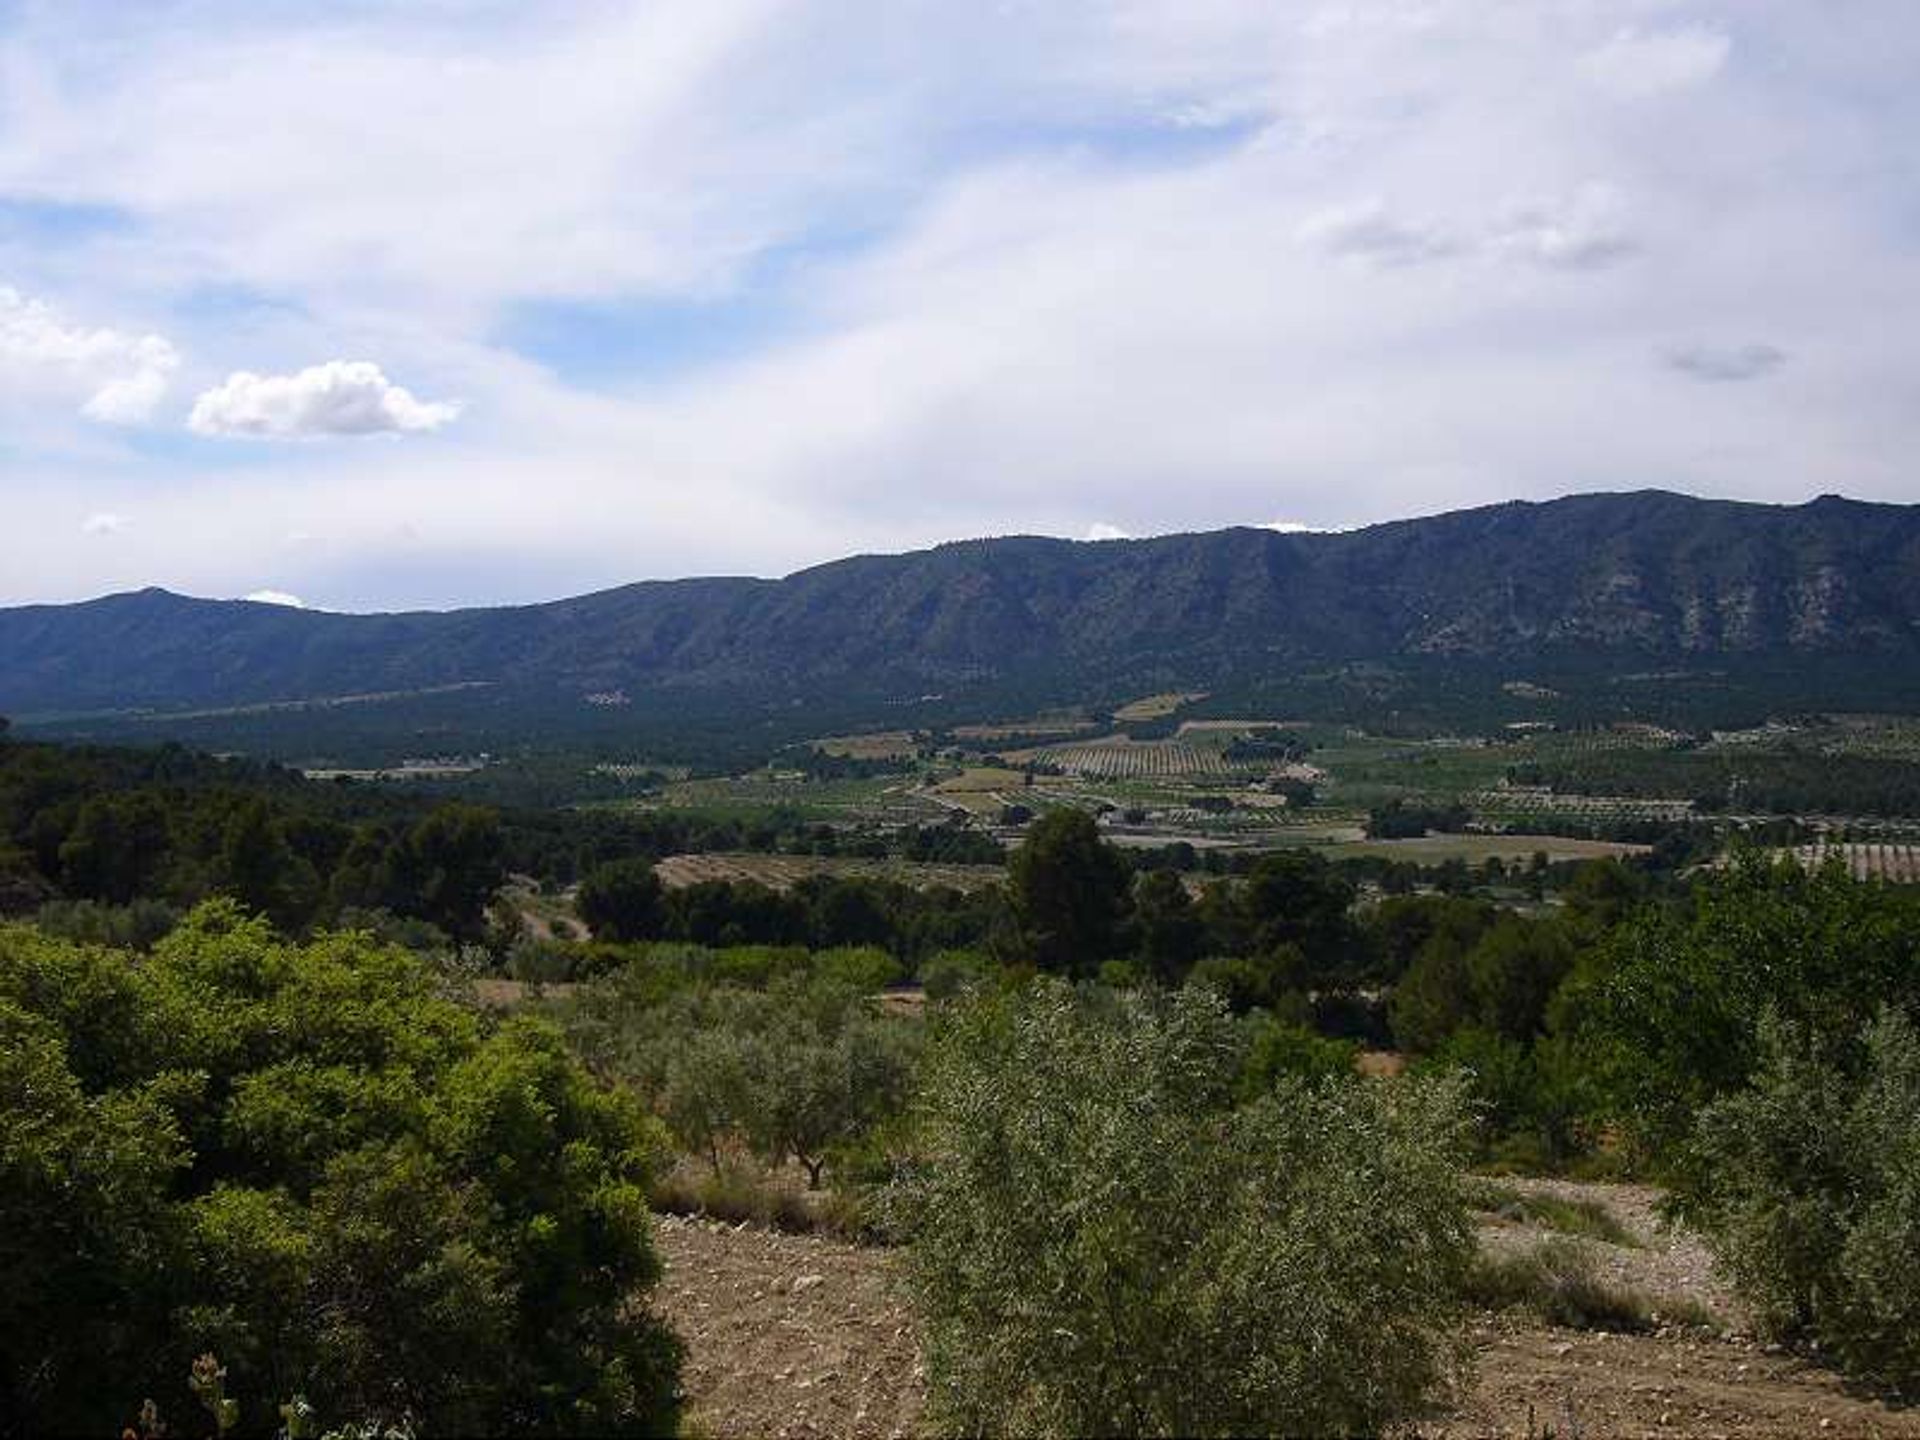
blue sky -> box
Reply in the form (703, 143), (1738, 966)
(2, 0), (1918, 611)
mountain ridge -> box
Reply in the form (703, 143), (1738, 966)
(6, 490), (1920, 718)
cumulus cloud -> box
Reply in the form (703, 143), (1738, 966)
(189, 361), (459, 439)
(1492, 187), (1638, 271)
(81, 512), (129, 536)
(1664, 343), (1787, 383)
(1297, 202), (1458, 267)
(0, 2), (1916, 609)
(242, 589), (306, 607)
(0, 286), (178, 423)
(1582, 26), (1731, 99)
(1084, 522), (1132, 542)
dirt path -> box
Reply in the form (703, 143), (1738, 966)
(652, 1187), (1920, 1439)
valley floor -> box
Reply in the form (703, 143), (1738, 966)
(651, 1179), (1920, 1440)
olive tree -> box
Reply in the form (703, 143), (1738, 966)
(1680, 1006), (1920, 1391)
(890, 981), (1474, 1437)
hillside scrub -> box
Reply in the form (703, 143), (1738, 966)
(0, 902), (681, 1436)
(888, 982), (1475, 1437)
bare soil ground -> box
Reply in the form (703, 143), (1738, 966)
(653, 1215), (924, 1440)
(652, 1179), (1920, 1439)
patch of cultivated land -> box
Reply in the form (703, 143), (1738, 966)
(812, 731), (922, 760)
(1113, 690), (1208, 721)
(651, 1179), (1920, 1439)
(653, 852), (1004, 893)
(1781, 840), (1920, 883)
(951, 714), (1093, 740)
(1328, 834), (1653, 863)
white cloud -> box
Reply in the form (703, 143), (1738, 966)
(1084, 522), (1132, 542)
(1663, 342), (1787, 383)
(1582, 26), (1731, 99)
(242, 589), (306, 608)
(0, 287), (178, 423)
(1297, 202), (1458, 267)
(81, 511), (129, 535)
(0, 2), (1917, 609)
(189, 361), (459, 439)
(1492, 186), (1637, 271)
(1260, 519), (1316, 534)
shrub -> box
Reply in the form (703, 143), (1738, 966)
(1465, 1239), (1683, 1333)
(35, 896), (181, 949)
(1678, 1006), (1920, 1391)
(0, 902), (682, 1436)
(1237, 1013), (1358, 1093)
(811, 944), (903, 992)
(920, 948), (989, 999)
(889, 982), (1474, 1437)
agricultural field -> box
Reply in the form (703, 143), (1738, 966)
(301, 756), (488, 781)
(951, 711), (1095, 741)
(1710, 712), (1920, 761)
(810, 730), (923, 760)
(1324, 833), (1651, 865)
(647, 771), (948, 825)
(1113, 690), (1209, 722)
(1466, 785), (1698, 825)
(653, 852), (1005, 892)
(1175, 717), (1313, 734)
(1037, 737), (1245, 781)
(1781, 841), (1920, 884)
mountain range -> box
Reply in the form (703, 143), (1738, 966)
(4, 490), (1919, 723)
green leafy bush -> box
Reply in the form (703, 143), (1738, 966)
(0, 901), (681, 1436)
(889, 982), (1474, 1437)
(919, 947), (989, 999)
(1679, 1007), (1920, 1391)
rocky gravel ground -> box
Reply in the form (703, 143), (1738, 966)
(1472, 1174), (1747, 1327)
(652, 1180), (1920, 1438)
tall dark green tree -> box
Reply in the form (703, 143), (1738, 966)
(1129, 868), (1204, 983)
(220, 798), (319, 931)
(59, 792), (170, 904)
(399, 804), (506, 943)
(1007, 809), (1131, 977)
(577, 856), (666, 943)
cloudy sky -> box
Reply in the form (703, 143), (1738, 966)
(2, 0), (1915, 611)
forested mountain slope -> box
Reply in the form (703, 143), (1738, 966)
(5, 491), (1918, 716)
